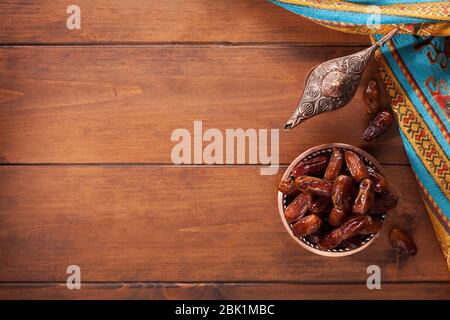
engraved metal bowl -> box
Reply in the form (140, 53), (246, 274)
(278, 143), (389, 257)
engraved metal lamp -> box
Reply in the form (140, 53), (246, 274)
(284, 28), (398, 130)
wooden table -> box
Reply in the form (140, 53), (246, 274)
(0, 0), (448, 300)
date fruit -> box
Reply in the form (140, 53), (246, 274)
(292, 214), (323, 237)
(370, 191), (399, 214)
(319, 216), (372, 250)
(367, 166), (389, 194)
(342, 236), (364, 249)
(332, 175), (354, 211)
(353, 179), (375, 215)
(389, 228), (417, 256)
(281, 147), (392, 251)
(324, 148), (344, 181)
(363, 80), (380, 115)
(328, 208), (348, 227)
(291, 155), (329, 179)
(284, 192), (313, 223)
(278, 179), (300, 198)
(310, 196), (332, 215)
(295, 176), (333, 197)
(344, 151), (369, 183)
(362, 111), (394, 142)
(360, 218), (383, 234)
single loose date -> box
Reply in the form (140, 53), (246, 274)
(389, 228), (417, 256)
(363, 80), (380, 115)
(362, 111), (393, 142)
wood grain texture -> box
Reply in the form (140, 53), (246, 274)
(0, 46), (406, 165)
(0, 165), (448, 283)
(1, 0), (446, 301)
(1, 282), (448, 300)
(0, 0), (368, 44)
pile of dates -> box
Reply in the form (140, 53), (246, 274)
(279, 148), (398, 251)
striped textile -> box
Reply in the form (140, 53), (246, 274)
(270, 0), (450, 268)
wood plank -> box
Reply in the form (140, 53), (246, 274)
(0, 0), (368, 44)
(0, 46), (406, 165)
(0, 282), (448, 300)
(0, 165), (448, 283)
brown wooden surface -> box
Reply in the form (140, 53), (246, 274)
(0, 46), (405, 165)
(0, 0), (368, 44)
(0, 0), (448, 300)
(0, 282), (448, 300)
(0, 166), (448, 283)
